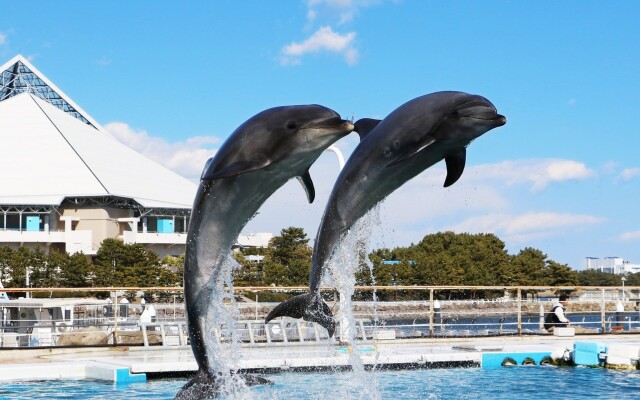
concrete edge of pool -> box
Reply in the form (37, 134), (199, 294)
(1, 334), (638, 384)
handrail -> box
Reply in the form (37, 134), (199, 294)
(2, 284), (639, 293)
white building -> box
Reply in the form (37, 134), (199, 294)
(584, 257), (640, 275)
(0, 55), (197, 258)
(235, 233), (273, 249)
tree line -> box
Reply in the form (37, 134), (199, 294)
(234, 228), (640, 299)
(0, 239), (182, 298)
(1, 229), (638, 300)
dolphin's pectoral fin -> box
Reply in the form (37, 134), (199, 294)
(297, 170), (315, 203)
(354, 118), (382, 140)
(201, 158), (270, 180)
(266, 293), (336, 337)
(386, 137), (437, 168)
(176, 368), (272, 399)
(443, 148), (467, 187)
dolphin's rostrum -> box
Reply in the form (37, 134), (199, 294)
(265, 91), (506, 335)
(177, 105), (353, 399)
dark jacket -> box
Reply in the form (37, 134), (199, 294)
(544, 305), (569, 330)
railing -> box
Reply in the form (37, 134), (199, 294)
(1, 285), (639, 349)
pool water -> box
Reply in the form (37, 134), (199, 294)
(2, 367), (638, 400)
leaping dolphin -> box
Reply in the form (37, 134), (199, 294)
(265, 91), (506, 335)
(177, 105), (354, 399)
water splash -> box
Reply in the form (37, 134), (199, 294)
(202, 254), (252, 398)
(323, 205), (382, 400)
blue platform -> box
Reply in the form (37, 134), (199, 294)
(573, 341), (606, 367)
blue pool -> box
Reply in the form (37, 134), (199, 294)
(1, 367), (638, 399)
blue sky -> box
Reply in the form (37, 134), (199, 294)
(1, 1), (639, 269)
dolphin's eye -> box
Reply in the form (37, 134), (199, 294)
(286, 122), (298, 130)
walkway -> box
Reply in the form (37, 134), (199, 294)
(1, 334), (639, 383)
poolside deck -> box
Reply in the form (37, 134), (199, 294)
(1, 334), (639, 383)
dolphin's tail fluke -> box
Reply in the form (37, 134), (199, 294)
(175, 368), (271, 399)
(265, 293), (336, 337)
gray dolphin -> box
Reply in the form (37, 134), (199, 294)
(177, 105), (354, 399)
(265, 91), (506, 335)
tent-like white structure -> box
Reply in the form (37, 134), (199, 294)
(0, 55), (197, 256)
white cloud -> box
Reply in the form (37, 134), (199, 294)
(281, 26), (358, 65)
(104, 122), (219, 181)
(0, 33), (6, 46)
(307, 0), (379, 24)
(620, 231), (640, 241)
(382, 168), (509, 225)
(451, 212), (605, 243)
(467, 159), (595, 191)
(615, 168), (640, 183)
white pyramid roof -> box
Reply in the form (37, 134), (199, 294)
(0, 55), (105, 132)
(0, 56), (196, 209)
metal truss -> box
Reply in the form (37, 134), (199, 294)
(60, 196), (191, 217)
(0, 59), (96, 128)
(0, 205), (56, 214)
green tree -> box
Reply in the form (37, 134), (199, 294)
(94, 239), (177, 288)
(8, 246), (32, 288)
(623, 272), (640, 286)
(509, 247), (550, 286)
(161, 254), (184, 286)
(59, 252), (92, 288)
(576, 269), (621, 286)
(93, 238), (127, 286)
(547, 260), (578, 286)
(262, 227), (312, 286)
(29, 247), (57, 288)
(0, 246), (14, 285)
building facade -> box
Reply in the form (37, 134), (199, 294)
(584, 257), (640, 275)
(0, 55), (197, 258)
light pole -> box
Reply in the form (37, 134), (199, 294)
(621, 276), (626, 301)
(324, 145), (351, 342)
(325, 145), (345, 170)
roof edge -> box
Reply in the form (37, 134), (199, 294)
(0, 54), (110, 135)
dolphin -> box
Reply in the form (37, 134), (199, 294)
(177, 105), (354, 399)
(265, 91), (506, 335)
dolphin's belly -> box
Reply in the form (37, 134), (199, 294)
(185, 172), (289, 294)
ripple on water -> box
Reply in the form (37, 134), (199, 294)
(2, 365), (639, 400)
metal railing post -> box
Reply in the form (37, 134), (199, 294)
(601, 289), (606, 334)
(247, 321), (255, 344)
(296, 320), (304, 342)
(113, 292), (119, 345)
(160, 323), (167, 346)
(141, 324), (149, 347)
(178, 322), (185, 345)
(281, 321), (288, 343)
(517, 288), (522, 335)
(429, 289), (434, 338)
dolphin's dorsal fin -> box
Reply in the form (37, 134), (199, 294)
(443, 148), (466, 187)
(354, 118), (381, 140)
(200, 157), (215, 179)
(201, 156), (270, 180)
(296, 169), (315, 203)
(385, 136), (436, 168)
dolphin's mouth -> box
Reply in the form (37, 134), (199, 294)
(302, 116), (354, 132)
(466, 114), (507, 126)
(453, 99), (506, 126)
